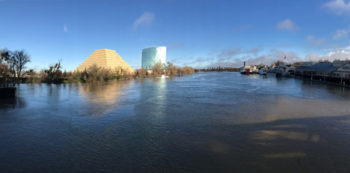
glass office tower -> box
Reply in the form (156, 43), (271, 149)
(142, 46), (166, 70)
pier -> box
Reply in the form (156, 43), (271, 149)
(241, 60), (350, 87)
(0, 86), (16, 98)
(0, 79), (16, 98)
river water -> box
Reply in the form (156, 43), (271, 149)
(1, 72), (350, 172)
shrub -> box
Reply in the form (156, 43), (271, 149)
(112, 67), (133, 80)
(151, 63), (164, 76)
(181, 66), (195, 75)
(134, 68), (148, 78)
(165, 62), (178, 76)
(84, 65), (111, 82)
(43, 61), (63, 83)
(70, 65), (135, 83)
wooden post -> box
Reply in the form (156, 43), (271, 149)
(341, 76), (343, 86)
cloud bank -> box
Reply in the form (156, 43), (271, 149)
(323, 0), (350, 15)
(207, 49), (301, 68)
(185, 46), (350, 68)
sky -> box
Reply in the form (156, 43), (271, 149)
(1, 0), (350, 71)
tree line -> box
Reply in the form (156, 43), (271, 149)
(0, 49), (195, 85)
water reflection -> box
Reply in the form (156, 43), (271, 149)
(78, 81), (133, 116)
(263, 152), (306, 159)
(132, 75), (168, 135)
(0, 97), (26, 109)
(149, 75), (167, 120)
(300, 80), (350, 98)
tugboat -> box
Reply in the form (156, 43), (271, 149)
(240, 61), (252, 74)
(240, 66), (252, 74)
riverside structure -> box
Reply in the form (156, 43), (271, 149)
(76, 49), (134, 73)
(141, 46), (166, 70)
(247, 60), (350, 87)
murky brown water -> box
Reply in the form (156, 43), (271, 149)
(1, 72), (350, 172)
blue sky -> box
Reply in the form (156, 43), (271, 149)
(1, 0), (350, 70)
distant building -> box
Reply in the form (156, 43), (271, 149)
(300, 61), (316, 66)
(295, 62), (336, 77)
(334, 62), (350, 78)
(76, 49), (134, 73)
(142, 46), (166, 70)
(333, 60), (350, 68)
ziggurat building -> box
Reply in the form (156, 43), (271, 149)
(76, 49), (134, 73)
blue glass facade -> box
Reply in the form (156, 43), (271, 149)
(142, 46), (166, 70)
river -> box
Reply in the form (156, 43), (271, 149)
(1, 72), (350, 172)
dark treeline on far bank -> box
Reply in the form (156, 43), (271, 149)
(0, 49), (195, 85)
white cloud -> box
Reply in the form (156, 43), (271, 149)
(323, 0), (350, 15)
(304, 53), (321, 62)
(63, 24), (68, 32)
(248, 50), (300, 65)
(241, 48), (350, 66)
(323, 47), (350, 61)
(132, 12), (155, 30)
(191, 49), (301, 68)
(333, 29), (349, 39)
(306, 35), (326, 47)
(276, 19), (299, 31)
(303, 46), (350, 62)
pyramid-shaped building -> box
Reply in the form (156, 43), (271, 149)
(76, 49), (134, 73)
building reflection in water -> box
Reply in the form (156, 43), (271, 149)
(0, 97), (26, 110)
(134, 75), (168, 119)
(77, 80), (133, 117)
(150, 75), (167, 120)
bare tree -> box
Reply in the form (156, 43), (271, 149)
(11, 50), (30, 81)
(152, 63), (164, 76)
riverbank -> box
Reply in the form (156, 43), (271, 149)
(1, 63), (195, 84)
